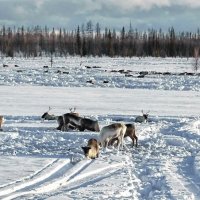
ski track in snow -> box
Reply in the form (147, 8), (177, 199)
(0, 154), (125, 200)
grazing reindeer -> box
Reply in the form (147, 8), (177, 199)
(41, 107), (57, 120)
(135, 110), (149, 123)
(82, 138), (99, 159)
(109, 124), (138, 147)
(99, 123), (127, 151)
(0, 116), (4, 131)
(59, 113), (100, 132)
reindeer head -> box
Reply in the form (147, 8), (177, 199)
(142, 110), (150, 120)
(41, 106), (52, 119)
(81, 146), (91, 158)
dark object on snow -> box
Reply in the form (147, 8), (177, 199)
(41, 107), (57, 120)
(135, 110), (149, 123)
(58, 113), (100, 132)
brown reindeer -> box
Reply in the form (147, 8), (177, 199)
(82, 138), (99, 159)
(56, 107), (80, 130)
(0, 116), (4, 131)
(99, 123), (127, 151)
(109, 123), (138, 147)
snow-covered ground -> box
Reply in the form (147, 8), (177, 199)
(0, 57), (199, 91)
(0, 57), (200, 200)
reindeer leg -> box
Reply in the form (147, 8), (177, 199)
(62, 123), (69, 131)
(104, 139), (110, 152)
(134, 135), (138, 147)
(128, 135), (134, 147)
(116, 136), (121, 152)
(109, 137), (117, 147)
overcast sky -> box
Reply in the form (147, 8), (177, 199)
(0, 0), (199, 32)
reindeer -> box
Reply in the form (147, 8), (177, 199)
(58, 113), (100, 132)
(82, 138), (99, 159)
(41, 107), (57, 120)
(99, 123), (127, 151)
(108, 123), (138, 147)
(56, 107), (80, 131)
(0, 116), (4, 131)
(135, 110), (149, 123)
(56, 115), (77, 131)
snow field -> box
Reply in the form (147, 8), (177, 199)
(0, 57), (200, 91)
(0, 57), (200, 199)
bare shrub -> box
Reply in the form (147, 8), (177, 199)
(193, 47), (200, 72)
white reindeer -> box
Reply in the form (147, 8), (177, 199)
(109, 123), (138, 147)
(99, 123), (127, 151)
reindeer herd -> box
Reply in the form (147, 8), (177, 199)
(41, 107), (149, 159)
(0, 108), (148, 159)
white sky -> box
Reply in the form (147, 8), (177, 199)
(0, 0), (199, 31)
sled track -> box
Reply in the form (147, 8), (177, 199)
(0, 158), (60, 190)
(0, 157), (124, 200)
(0, 158), (72, 199)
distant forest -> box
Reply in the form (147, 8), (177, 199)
(0, 21), (200, 58)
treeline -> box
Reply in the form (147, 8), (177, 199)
(0, 22), (200, 58)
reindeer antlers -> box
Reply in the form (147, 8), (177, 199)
(48, 106), (52, 112)
(69, 107), (76, 113)
(141, 110), (150, 115)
